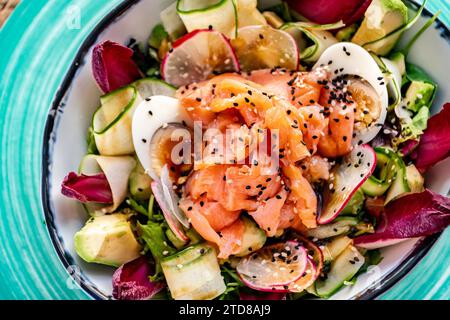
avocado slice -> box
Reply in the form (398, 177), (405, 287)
(404, 81), (436, 112)
(74, 213), (141, 267)
(406, 164), (424, 193)
(352, 0), (408, 55)
(234, 217), (267, 257)
(129, 161), (152, 201)
(341, 189), (365, 215)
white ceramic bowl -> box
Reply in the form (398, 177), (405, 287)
(42, 0), (450, 299)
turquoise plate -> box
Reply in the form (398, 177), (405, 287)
(0, 0), (449, 299)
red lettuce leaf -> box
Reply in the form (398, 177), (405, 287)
(239, 291), (286, 300)
(61, 172), (113, 204)
(112, 256), (165, 300)
(354, 189), (450, 247)
(92, 40), (142, 93)
(412, 103), (450, 173)
(400, 138), (420, 157)
(286, 0), (372, 25)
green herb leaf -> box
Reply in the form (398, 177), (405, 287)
(137, 221), (176, 281)
(149, 23), (169, 49)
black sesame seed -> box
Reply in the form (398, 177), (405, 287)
(145, 97), (152, 102)
(142, 139), (147, 143)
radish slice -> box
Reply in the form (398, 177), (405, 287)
(318, 144), (376, 224)
(232, 25), (299, 71)
(236, 241), (307, 291)
(161, 29), (240, 87)
(151, 181), (189, 243)
(160, 165), (190, 229)
(287, 258), (317, 293)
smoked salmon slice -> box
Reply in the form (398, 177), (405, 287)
(282, 164), (318, 229)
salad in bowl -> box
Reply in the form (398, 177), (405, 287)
(57, 0), (450, 300)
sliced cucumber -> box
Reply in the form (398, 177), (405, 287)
(322, 236), (353, 262)
(160, 2), (187, 40)
(161, 243), (226, 300)
(362, 147), (397, 196)
(384, 152), (410, 204)
(166, 228), (188, 250)
(281, 22), (340, 63)
(132, 77), (176, 99)
(361, 176), (391, 196)
(306, 217), (359, 240)
(177, 0), (237, 37)
(341, 189), (364, 215)
(234, 217), (266, 257)
(93, 86), (142, 156)
(315, 245), (365, 298)
(129, 161), (152, 201)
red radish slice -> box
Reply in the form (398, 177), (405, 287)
(236, 241), (307, 291)
(160, 165), (190, 228)
(232, 25), (299, 71)
(151, 181), (189, 243)
(318, 144), (376, 224)
(296, 236), (324, 279)
(287, 258), (317, 293)
(161, 29), (240, 87)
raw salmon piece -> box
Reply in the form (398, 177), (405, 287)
(277, 203), (308, 234)
(210, 78), (273, 126)
(264, 102), (310, 163)
(297, 105), (327, 155)
(282, 164), (317, 229)
(217, 219), (245, 259)
(201, 200), (241, 231)
(179, 198), (244, 259)
(317, 90), (355, 158)
(249, 189), (288, 237)
(185, 165), (227, 201)
(179, 196), (240, 232)
(180, 198), (222, 245)
(300, 155), (331, 183)
(176, 73), (246, 124)
(245, 69), (326, 107)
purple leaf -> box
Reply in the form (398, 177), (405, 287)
(112, 256), (165, 300)
(400, 138), (419, 157)
(413, 103), (450, 173)
(239, 291), (286, 300)
(286, 0), (372, 26)
(92, 40), (142, 93)
(61, 172), (113, 204)
(354, 189), (450, 248)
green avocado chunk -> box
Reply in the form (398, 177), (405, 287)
(74, 213), (141, 267)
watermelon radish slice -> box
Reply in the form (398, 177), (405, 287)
(287, 258), (317, 293)
(151, 180), (189, 243)
(236, 241), (307, 292)
(161, 29), (240, 87)
(232, 25), (299, 71)
(318, 144), (376, 224)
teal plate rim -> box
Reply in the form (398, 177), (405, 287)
(41, 0), (449, 300)
(0, 0), (447, 300)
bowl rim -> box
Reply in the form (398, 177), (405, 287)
(41, 0), (449, 300)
